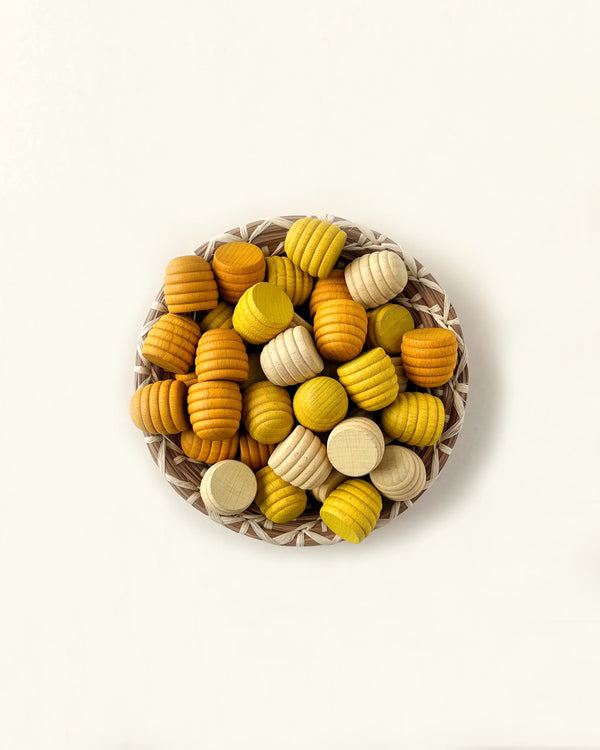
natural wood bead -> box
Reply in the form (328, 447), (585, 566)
(284, 217), (347, 278)
(194, 329), (249, 383)
(381, 392), (445, 446)
(187, 381), (242, 440)
(255, 466), (307, 523)
(211, 242), (266, 304)
(238, 434), (275, 471)
(308, 269), (352, 318)
(344, 250), (408, 308)
(265, 255), (313, 306)
(232, 282), (294, 345)
(370, 445), (426, 502)
(366, 304), (414, 354)
(241, 352), (267, 390)
(130, 380), (189, 434)
(141, 313), (201, 374)
(164, 255), (218, 313)
(313, 298), (368, 362)
(286, 311), (314, 335)
(242, 381), (294, 444)
(389, 357), (408, 393)
(180, 430), (239, 464)
(319, 479), (382, 544)
(201, 460), (257, 515)
(311, 469), (348, 503)
(260, 326), (323, 386)
(174, 371), (198, 388)
(326, 417), (385, 476)
(337, 347), (399, 411)
(401, 328), (458, 387)
(293, 376), (348, 432)
(199, 301), (234, 332)
(268, 425), (332, 490)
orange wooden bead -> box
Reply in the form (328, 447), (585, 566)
(401, 328), (458, 387)
(174, 371), (198, 388)
(194, 328), (249, 383)
(164, 255), (218, 313)
(187, 381), (242, 440)
(238, 433), (275, 471)
(211, 242), (266, 304)
(308, 269), (352, 318)
(130, 380), (189, 434)
(180, 430), (239, 464)
(141, 313), (201, 374)
(313, 298), (368, 362)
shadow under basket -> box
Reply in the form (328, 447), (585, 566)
(134, 215), (469, 547)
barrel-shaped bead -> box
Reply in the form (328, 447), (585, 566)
(313, 298), (368, 362)
(319, 479), (382, 544)
(164, 255), (218, 313)
(381, 392), (445, 446)
(255, 466), (308, 523)
(284, 217), (346, 279)
(141, 313), (201, 374)
(211, 242), (266, 304)
(336, 347), (399, 411)
(242, 381), (294, 444)
(187, 381), (242, 440)
(195, 329), (249, 383)
(265, 255), (313, 306)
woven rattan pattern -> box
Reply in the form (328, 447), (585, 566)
(134, 216), (469, 546)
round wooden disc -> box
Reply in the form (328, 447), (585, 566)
(200, 460), (257, 515)
(326, 417), (385, 477)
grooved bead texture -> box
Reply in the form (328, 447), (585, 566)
(309, 268), (352, 318)
(284, 217), (347, 278)
(199, 301), (234, 332)
(242, 381), (294, 444)
(313, 298), (368, 362)
(381, 392), (445, 446)
(401, 328), (458, 387)
(187, 381), (242, 440)
(180, 430), (239, 464)
(344, 250), (408, 308)
(255, 466), (308, 523)
(265, 255), (313, 306)
(337, 347), (399, 411)
(267, 426), (332, 490)
(292, 376), (348, 432)
(211, 242), (266, 304)
(141, 313), (201, 374)
(260, 326), (323, 386)
(366, 304), (415, 354)
(194, 328), (249, 383)
(320, 479), (383, 544)
(164, 255), (218, 313)
(238, 434), (275, 472)
(232, 282), (294, 345)
(130, 380), (189, 434)
(370, 445), (427, 502)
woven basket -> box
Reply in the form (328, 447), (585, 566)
(134, 215), (469, 546)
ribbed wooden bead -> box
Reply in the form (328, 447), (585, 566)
(337, 348), (399, 411)
(255, 466), (307, 523)
(265, 255), (313, 306)
(370, 445), (426, 502)
(344, 250), (408, 308)
(187, 381), (242, 440)
(164, 255), (218, 313)
(199, 301), (234, 332)
(309, 269), (352, 318)
(211, 242), (266, 304)
(293, 376), (348, 432)
(130, 380), (189, 434)
(366, 304), (414, 354)
(238, 433), (275, 471)
(381, 392), (445, 446)
(180, 430), (239, 464)
(232, 282), (294, 345)
(174, 371), (198, 388)
(401, 328), (458, 387)
(319, 479), (382, 544)
(242, 381), (294, 444)
(389, 357), (408, 393)
(268, 426), (332, 490)
(311, 468), (348, 503)
(194, 329), (249, 383)
(284, 217), (347, 278)
(313, 298), (368, 362)
(260, 326), (323, 386)
(141, 313), (201, 374)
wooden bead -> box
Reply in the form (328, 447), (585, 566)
(180, 430), (239, 464)
(241, 352), (267, 390)
(255, 466), (307, 523)
(389, 357), (408, 393)
(187, 381), (242, 440)
(284, 217), (346, 278)
(344, 250), (408, 308)
(319, 479), (382, 544)
(232, 282), (294, 344)
(369, 445), (426, 502)
(141, 313), (201, 374)
(211, 242), (266, 304)
(381, 392), (445, 446)
(313, 298), (368, 362)
(265, 255), (313, 306)
(401, 328), (458, 387)
(311, 469), (348, 503)
(164, 255), (218, 313)
(194, 328), (249, 383)
(366, 304), (414, 354)
(287, 311), (314, 335)
(238, 433), (275, 471)
(130, 380), (189, 434)
(337, 348), (399, 411)
(268, 425), (332, 490)
(309, 268), (352, 317)
(200, 460), (257, 515)
(174, 371), (198, 388)
(260, 326), (323, 386)
(199, 300), (234, 332)
(326, 417), (385, 476)
(293, 376), (348, 432)
(242, 381), (294, 443)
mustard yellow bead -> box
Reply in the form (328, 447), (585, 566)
(381, 392), (445, 446)
(255, 466), (307, 523)
(242, 381), (294, 443)
(293, 377), (348, 433)
(265, 255), (313, 306)
(284, 217), (347, 279)
(320, 479), (382, 544)
(336, 348), (399, 411)
(366, 304), (414, 354)
(232, 282), (294, 344)
(199, 300), (234, 332)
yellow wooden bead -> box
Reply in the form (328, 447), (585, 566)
(309, 269), (352, 318)
(284, 217), (347, 278)
(130, 380), (189, 435)
(313, 298), (368, 362)
(389, 357), (408, 393)
(211, 242), (266, 304)
(337, 348), (399, 411)
(174, 371), (198, 389)
(293, 377), (348, 432)
(164, 255), (218, 313)
(344, 250), (408, 308)
(194, 328), (249, 383)
(232, 282), (294, 344)
(187, 381), (242, 440)
(238, 433), (275, 471)
(199, 300), (234, 332)
(381, 392), (445, 446)
(180, 430), (239, 464)
(255, 466), (308, 523)
(401, 328), (458, 387)
(141, 313), (201, 374)
(366, 304), (414, 354)
(265, 255), (314, 306)
(320, 479), (382, 544)
(242, 381), (294, 444)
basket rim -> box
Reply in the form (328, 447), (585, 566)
(134, 214), (469, 547)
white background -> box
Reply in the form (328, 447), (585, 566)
(1, 1), (599, 748)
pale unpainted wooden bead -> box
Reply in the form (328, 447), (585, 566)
(260, 326), (323, 387)
(311, 468), (348, 503)
(326, 417), (385, 476)
(267, 425), (332, 490)
(200, 459), (257, 515)
(369, 445), (426, 502)
(344, 251), (408, 308)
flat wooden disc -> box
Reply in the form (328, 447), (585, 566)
(200, 460), (257, 515)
